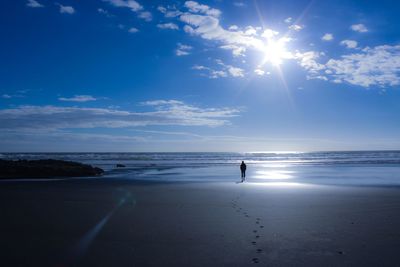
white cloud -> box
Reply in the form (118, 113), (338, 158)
(179, 13), (264, 51)
(288, 24), (303, 31)
(183, 25), (195, 34)
(244, 26), (258, 36)
(261, 28), (279, 39)
(176, 50), (189, 56)
(58, 95), (97, 102)
(2, 94), (12, 99)
(340, 40), (358, 49)
(254, 69), (265, 76)
(104, 0), (152, 21)
(295, 51), (326, 75)
(176, 43), (193, 56)
(325, 45), (400, 87)
(284, 17), (293, 24)
(351, 24), (368, 33)
(192, 65), (227, 78)
(157, 6), (182, 18)
(296, 45), (400, 88)
(228, 66), (244, 77)
(138, 11), (152, 21)
(220, 44), (246, 57)
(321, 33), (333, 41)
(193, 59), (244, 78)
(157, 23), (179, 30)
(26, 0), (43, 8)
(228, 25), (239, 31)
(157, 1), (297, 72)
(0, 101), (240, 130)
(128, 27), (139, 33)
(184, 1), (221, 17)
(157, 6), (167, 13)
(103, 0), (142, 12)
(57, 4), (75, 14)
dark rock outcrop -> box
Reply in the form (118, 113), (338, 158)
(0, 159), (104, 179)
(116, 164), (126, 168)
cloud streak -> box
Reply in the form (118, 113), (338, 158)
(157, 23), (179, 30)
(58, 95), (98, 102)
(0, 100), (240, 131)
(175, 43), (192, 56)
(351, 24), (368, 33)
(57, 3), (75, 14)
(104, 0), (152, 22)
(26, 0), (43, 8)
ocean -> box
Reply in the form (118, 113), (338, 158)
(2, 151), (400, 186)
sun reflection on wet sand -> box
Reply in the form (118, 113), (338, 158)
(247, 181), (309, 187)
(247, 164), (311, 187)
(253, 169), (294, 180)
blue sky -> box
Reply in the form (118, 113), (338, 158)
(1, 0), (400, 152)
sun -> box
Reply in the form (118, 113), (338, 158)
(261, 37), (292, 66)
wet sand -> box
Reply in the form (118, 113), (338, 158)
(1, 179), (400, 266)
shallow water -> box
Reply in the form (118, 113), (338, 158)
(2, 151), (400, 186)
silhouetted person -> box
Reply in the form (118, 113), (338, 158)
(240, 161), (247, 182)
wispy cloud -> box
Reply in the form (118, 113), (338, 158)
(233, 2), (246, 7)
(128, 27), (139, 33)
(288, 24), (303, 31)
(340, 40), (358, 49)
(1, 93), (26, 99)
(325, 45), (400, 87)
(57, 3), (75, 14)
(220, 44), (246, 57)
(296, 45), (400, 87)
(284, 17), (293, 24)
(26, 0), (43, 8)
(192, 65), (228, 78)
(1, 94), (12, 99)
(227, 66), (244, 77)
(58, 95), (97, 102)
(103, 0), (142, 12)
(254, 69), (266, 76)
(179, 11), (263, 52)
(157, 6), (182, 18)
(138, 11), (152, 21)
(175, 43), (192, 56)
(97, 8), (112, 17)
(104, 0), (152, 22)
(184, 1), (221, 17)
(157, 23), (179, 30)
(0, 100), (240, 131)
(192, 59), (244, 78)
(321, 33), (334, 41)
(295, 51), (326, 80)
(351, 23), (368, 33)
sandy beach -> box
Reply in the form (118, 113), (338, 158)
(1, 179), (400, 266)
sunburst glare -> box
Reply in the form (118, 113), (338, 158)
(261, 37), (293, 66)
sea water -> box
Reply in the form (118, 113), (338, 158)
(1, 151), (400, 186)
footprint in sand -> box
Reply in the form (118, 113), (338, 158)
(256, 235), (260, 239)
(252, 241), (257, 245)
(259, 225), (264, 228)
(256, 248), (263, 253)
(253, 230), (258, 233)
(252, 258), (259, 263)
